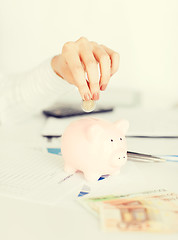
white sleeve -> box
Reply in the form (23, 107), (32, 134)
(0, 58), (75, 125)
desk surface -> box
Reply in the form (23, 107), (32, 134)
(0, 113), (178, 240)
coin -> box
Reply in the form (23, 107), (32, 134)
(81, 99), (96, 112)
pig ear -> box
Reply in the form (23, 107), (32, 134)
(86, 124), (104, 141)
(114, 119), (129, 135)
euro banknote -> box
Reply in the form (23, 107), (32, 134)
(100, 198), (178, 233)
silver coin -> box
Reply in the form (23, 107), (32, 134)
(81, 100), (96, 112)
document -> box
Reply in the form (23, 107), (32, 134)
(0, 144), (83, 204)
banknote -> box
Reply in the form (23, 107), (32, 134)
(78, 194), (116, 216)
(78, 189), (178, 232)
(78, 189), (174, 216)
(100, 198), (178, 233)
(148, 191), (178, 203)
(103, 192), (178, 212)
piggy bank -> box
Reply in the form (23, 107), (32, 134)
(61, 117), (129, 181)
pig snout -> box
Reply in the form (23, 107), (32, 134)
(110, 150), (127, 167)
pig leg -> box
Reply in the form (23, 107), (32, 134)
(64, 164), (76, 174)
(84, 171), (101, 182)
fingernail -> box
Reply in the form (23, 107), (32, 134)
(100, 84), (107, 91)
(92, 93), (99, 100)
(84, 93), (91, 101)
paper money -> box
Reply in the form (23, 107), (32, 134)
(81, 100), (96, 112)
(103, 191), (178, 212)
(100, 198), (178, 233)
(78, 189), (178, 233)
(79, 194), (116, 216)
(78, 189), (169, 216)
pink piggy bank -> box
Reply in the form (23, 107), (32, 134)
(61, 117), (129, 182)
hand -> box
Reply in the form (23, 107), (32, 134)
(51, 37), (120, 101)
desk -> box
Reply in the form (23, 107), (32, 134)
(0, 113), (178, 240)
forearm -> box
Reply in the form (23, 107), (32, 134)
(0, 59), (74, 125)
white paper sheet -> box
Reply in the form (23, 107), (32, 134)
(0, 144), (84, 204)
(80, 161), (144, 198)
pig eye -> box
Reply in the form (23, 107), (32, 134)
(111, 139), (113, 142)
(120, 138), (122, 140)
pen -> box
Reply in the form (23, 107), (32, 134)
(127, 151), (166, 163)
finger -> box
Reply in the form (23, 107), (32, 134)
(100, 45), (120, 76)
(80, 47), (100, 100)
(64, 50), (91, 101)
(93, 45), (111, 91)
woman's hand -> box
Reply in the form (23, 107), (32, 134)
(51, 37), (120, 101)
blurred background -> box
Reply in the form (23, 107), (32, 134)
(0, 0), (177, 109)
